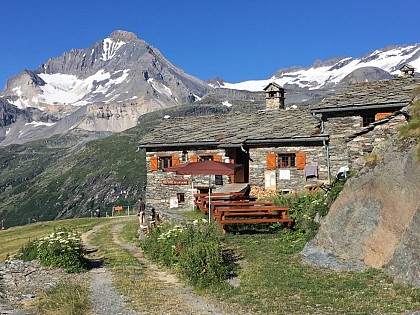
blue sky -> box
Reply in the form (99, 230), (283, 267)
(1, 0), (419, 89)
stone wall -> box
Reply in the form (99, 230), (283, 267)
(145, 149), (230, 210)
(145, 144), (329, 209)
(324, 113), (407, 176)
(250, 146), (328, 192)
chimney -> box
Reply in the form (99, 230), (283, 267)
(264, 82), (286, 110)
(398, 64), (415, 77)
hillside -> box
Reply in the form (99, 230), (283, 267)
(0, 102), (255, 228)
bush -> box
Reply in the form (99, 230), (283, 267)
(141, 220), (230, 286)
(19, 228), (87, 273)
(19, 240), (39, 261)
(270, 179), (347, 240)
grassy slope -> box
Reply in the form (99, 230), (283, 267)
(0, 217), (103, 260)
(3, 217), (419, 314)
(0, 101), (256, 228)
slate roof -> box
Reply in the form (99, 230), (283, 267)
(138, 109), (326, 150)
(311, 77), (420, 113)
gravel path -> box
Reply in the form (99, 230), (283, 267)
(82, 217), (229, 315)
(89, 268), (139, 315)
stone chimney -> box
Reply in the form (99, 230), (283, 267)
(264, 82), (285, 110)
(398, 64), (415, 77)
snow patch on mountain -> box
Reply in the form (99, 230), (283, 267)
(34, 69), (131, 106)
(101, 38), (126, 61)
(147, 78), (174, 98)
(221, 44), (420, 92)
(25, 121), (56, 127)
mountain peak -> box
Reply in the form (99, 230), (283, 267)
(108, 30), (138, 42)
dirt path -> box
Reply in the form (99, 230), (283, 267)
(81, 218), (229, 315)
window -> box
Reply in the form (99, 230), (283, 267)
(267, 152), (306, 170)
(177, 193), (185, 203)
(159, 156), (172, 169)
(150, 155), (179, 171)
(199, 155), (213, 161)
(361, 114), (375, 127)
(278, 153), (295, 168)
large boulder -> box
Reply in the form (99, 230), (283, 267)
(302, 142), (420, 286)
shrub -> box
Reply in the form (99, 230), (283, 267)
(19, 240), (39, 261)
(19, 228), (87, 273)
(141, 220), (229, 286)
(399, 99), (420, 159)
(270, 179), (347, 241)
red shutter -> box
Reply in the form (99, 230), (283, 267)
(172, 155), (180, 166)
(213, 154), (223, 162)
(190, 155), (198, 163)
(266, 153), (277, 170)
(150, 156), (158, 171)
(295, 152), (306, 170)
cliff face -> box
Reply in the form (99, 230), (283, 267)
(302, 141), (420, 286)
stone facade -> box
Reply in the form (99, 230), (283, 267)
(249, 146), (327, 191)
(323, 113), (407, 176)
(145, 149), (232, 209)
(145, 144), (328, 209)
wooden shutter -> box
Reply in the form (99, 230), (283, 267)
(266, 153), (277, 170)
(375, 112), (392, 120)
(190, 155), (198, 162)
(295, 152), (306, 170)
(172, 155), (180, 166)
(213, 154), (223, 162)
(150, 156), (158, 171)
(230, 158), (235, 183)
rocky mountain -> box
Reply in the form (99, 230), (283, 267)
(1, 32), (419, 147)
(2, 30), (209, 109)
(215, 44), (420, 94)
(0, 31), (210, 144)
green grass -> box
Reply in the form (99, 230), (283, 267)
(87, 217), (203, 313)
(0, 218), (104, 261)
(206, 232), (420, 315)
(37, 278), (90, 315)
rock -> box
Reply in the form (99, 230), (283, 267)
(0, 260), (70, 314)
(302, 143), (420, 286)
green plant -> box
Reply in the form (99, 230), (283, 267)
(141, 220), (231, 287)
(269, 179), (348, 241)
(18, 228), (87, 272)
(18, 239), (39, 261)
(37, 279), (90, 315)
(399, 99), (420, 158)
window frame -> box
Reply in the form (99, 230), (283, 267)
(361, 114), (376, 127)
(278, 153), (296, 168)
(158, 156), (173, 170)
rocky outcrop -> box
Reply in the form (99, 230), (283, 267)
(302, 142), (420, 286)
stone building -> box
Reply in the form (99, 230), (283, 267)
(138, 73), (419, 209)
(138, 107), (328, 209)
(310, 76), (420, 174)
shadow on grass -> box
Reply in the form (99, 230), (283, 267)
(84, 246), (105, 269)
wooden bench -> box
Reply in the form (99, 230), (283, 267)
(213, 206), (293, 233)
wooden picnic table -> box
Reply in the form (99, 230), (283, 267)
(213, 205), (293, 233)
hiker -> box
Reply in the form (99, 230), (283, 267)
(137, 197), (146, 225)
(95, 209), (101, 218)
